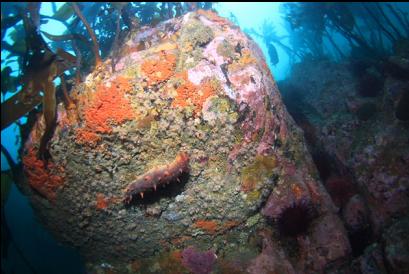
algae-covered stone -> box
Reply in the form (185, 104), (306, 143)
(180, 17), (214, 49)
(217, 39), (236, 60)
(20, 10), (347, 274)
(176, 16), (214, 71)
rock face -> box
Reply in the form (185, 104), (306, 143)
(280, 58), (409, 272)
(281, 60), (409, 232)
(21, 11), (349, 273)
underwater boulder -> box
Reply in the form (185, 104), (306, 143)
(383, 216), (409, 274)
(342, 194), (370, 234)
(246, 230), (296, 274)
(20, 10), (348, 273)
(357, 243), (388, 274)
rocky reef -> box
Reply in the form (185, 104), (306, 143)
(21, 10), (356, 274)
(280, 54), (409, 273)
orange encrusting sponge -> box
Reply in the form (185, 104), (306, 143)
(22, 148), (65, 203)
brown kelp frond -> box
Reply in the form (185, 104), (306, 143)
(72, 2), (102, 67)
(37, 50), (76, 161)
(41, 30), (92, 47)
(55, 48), (77, 73)
(60, 74), (76, 111)
(38, 61), (59, 162)
(1, 7), (52, 130)
(1, 84), (42, 131)
(1, 5), (76, 163)
(26, 2), (41, 27)
(1, 46), (75, 123)
(0, 49), (76, 131)
(39, 13), (85, 83)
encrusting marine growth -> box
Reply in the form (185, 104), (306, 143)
(123, 152), (190, 204)
(17, 8), (362, 273)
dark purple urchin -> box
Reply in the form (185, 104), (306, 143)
(276, 201), (317, 237)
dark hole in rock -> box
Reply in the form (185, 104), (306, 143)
(125, 172), (190, 207)
(349, 226), (373, 257)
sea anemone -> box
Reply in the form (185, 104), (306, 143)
(276, 200), (316, 237)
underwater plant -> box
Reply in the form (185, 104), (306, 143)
(1, 3), (78, 162)
(282, 3), (409, 62)
(247, 20), (300, 66)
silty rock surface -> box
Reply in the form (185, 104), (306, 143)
(281, 59), (409, 234)
(20, 10), (348, 273)
(280, 59), (409, 273)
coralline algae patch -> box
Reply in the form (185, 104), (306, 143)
(19, 10), (348, 274)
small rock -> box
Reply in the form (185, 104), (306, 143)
(162, 211), (182, 221)
(129, 232), (139, 240)
(358, 243), (387, 274)
(342, 194), (369, 232)
(383, 216), (409, 274)
(175, 194), (185, 203)
(145, 206), (162, 217)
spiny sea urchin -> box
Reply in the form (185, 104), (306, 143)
(276, 200), (317, 237)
